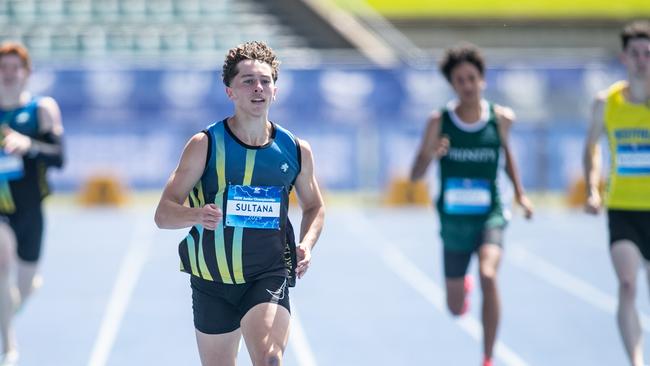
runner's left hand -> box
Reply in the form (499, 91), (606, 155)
(296, 243), (312, 279)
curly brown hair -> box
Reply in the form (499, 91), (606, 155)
(0, 41), (31, 72)
(222, 41), (280, 87)
(621, 20), (650, 50)
(439, 42), (485, 83)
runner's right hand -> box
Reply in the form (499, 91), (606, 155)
(585, 193), (602, 215)
(198, 204), (222, 230)
(2, 126), (32, 156)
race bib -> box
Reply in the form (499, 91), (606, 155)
(225, 185), (282, 229)
(0, 151), (23, 181)
(443, 178), (491, 215)
(616, 144), (650, 175)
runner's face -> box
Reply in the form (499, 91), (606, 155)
(0, 54), (28, 92)
(226, 60), (277, 116)
(449, 62), (484, 102)
(622, 38), (650, 78)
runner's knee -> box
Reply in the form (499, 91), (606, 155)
(0, 246), (12, 277)
(254, 350), (282, 366)
(618, 277), (636, 299)
(479, 269), (497, 289)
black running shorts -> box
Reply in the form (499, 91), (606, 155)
(1, 205), (44, 263)
(443, 226), (504, 279)
(608, 209), (650, 260)
(190, 275), (291, 334)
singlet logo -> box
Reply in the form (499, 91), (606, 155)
(447, 148), (497, 163)
(15, 112), (29, 125)
(615, 129), (650, 140)
(280, 162), (289, 173)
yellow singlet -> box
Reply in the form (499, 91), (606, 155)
(604, 81), (650, 210)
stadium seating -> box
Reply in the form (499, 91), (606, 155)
(0, 0), (307, 59)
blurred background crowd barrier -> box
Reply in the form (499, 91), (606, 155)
(38, 64), (618, 193)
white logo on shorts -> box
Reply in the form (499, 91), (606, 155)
(266, 279), (287, 300)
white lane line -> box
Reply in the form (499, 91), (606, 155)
(508, 245), (650, 332)
(382, 245), (530, 366)
(344, 210), (529, 366)
(289, 300), (318, 366)
(87, 214), (156, 366)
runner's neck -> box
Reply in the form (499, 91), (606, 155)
(454, 99), (484, 124)
(0, 91), (30, 110)
(227, 116), (272, 146)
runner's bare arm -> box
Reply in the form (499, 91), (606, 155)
(36, 96), (64, 136)
(583, 92), (606, 214)
(410, 111), (444, 181)
(496, 105), (533, 219)
(155, 133), (222, 230)
(293, 139), (325, 278)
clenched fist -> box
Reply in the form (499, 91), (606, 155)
(198, 204), (223, 230)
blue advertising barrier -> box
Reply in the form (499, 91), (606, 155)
(33, 62), (622, 192)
